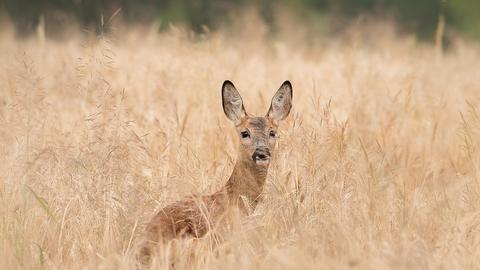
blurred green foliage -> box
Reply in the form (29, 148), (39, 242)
(1, 0), (479, 40)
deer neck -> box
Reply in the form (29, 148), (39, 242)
(224, 158), (268, 210)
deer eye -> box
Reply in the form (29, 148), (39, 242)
(269, 130), (276, 138)
(241, 130), (250, 139)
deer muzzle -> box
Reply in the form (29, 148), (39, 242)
(252, 148), (271, 165)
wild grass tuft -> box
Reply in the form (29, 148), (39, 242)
(1, 19), (480, 269)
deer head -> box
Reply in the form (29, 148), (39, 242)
(222, 80), (293, 167)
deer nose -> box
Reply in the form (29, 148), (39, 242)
(252, 148), (270, 164)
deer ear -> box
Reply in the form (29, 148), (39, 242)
(267, 81), (293, 122)
(222, 80), (246, 123)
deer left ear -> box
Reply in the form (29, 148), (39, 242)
(267, 81), (293, 122)
(222, 80), (247, 123)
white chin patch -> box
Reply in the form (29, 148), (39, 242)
(255, 158), (270, 166)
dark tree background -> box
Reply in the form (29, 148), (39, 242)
(1, 0), (479, 40)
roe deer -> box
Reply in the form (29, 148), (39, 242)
(140, 80), (293, 263)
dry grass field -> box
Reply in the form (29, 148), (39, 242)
(1, 18), (480, 269)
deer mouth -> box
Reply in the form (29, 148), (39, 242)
(252, 150), (270, 165)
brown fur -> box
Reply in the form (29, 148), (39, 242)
(140, 81), (292, 264)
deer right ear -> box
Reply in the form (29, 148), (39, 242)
(267, 81), (293, 122)
(222, 80), (246, 123)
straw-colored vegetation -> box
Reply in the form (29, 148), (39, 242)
(1, 17), (480, 269)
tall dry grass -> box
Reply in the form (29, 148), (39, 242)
(1, 18), (480, 269)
